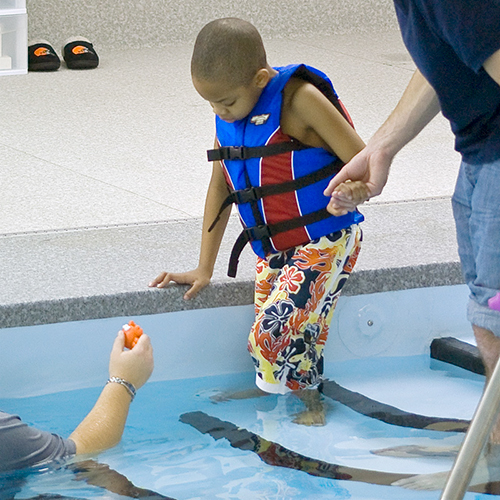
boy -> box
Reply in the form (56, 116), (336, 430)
(150, 18), (368, 425)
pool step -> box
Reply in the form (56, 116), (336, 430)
(430, 337), (485, 376)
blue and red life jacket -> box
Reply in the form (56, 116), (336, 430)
(208, 64), (364, 277)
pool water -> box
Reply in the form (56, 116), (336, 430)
(0, 354), (492, 499)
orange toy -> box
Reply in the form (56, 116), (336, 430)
(121, 321), (143, 349)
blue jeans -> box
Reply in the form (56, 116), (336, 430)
(452, 159), (500, 336)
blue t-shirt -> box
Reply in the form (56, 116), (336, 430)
(394, 0), (500, 163)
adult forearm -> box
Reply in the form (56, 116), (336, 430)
(324, 69), (440, 205)
(372, 69), (440, 158)
(69, 383), (131, 455)
(484, 48), (500, 87)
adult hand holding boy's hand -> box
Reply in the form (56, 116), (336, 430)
(149, 268), (211, 300)
(324, 144), (392, 215)
(327, 180), (370, 216)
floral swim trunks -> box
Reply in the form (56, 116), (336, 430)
(248, 224), (362, 394)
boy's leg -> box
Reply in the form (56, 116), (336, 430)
(211, 256), (282, 402)
(248, 225), (362, 424)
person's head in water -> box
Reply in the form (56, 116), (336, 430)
(191, 18), (275, 122)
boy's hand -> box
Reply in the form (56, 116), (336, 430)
(327, 180), (370, 216)
(148, 268), (211, 300)
(324, 145), (392, 215)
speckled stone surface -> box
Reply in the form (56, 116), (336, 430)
(0, 197), (462, 328)
(26, 0), (398, 49)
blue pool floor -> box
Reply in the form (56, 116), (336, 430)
(0, 355), (492, 500)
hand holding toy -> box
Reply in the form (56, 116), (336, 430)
(121, 321), (143, 349)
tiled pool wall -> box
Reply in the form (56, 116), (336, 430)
(26, 0), (399, 49)
(0, 284), (472, 400)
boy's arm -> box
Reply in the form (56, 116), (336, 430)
(149, 142), (231, 300)
(324, 69), (440, 211)
(197, 157), (232, 281)
(284, 77), (368, 214)
(286, 78), (366, 164)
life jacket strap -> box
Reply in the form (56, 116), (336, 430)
(207, 140), (310, 162)
(228, 208), (332, 277)
(208, 158), (343, 233)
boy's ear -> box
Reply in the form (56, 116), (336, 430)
(254, 68), (271, 89)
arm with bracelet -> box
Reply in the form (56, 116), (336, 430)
(68, 329), (154, 455)
(0, 326), (154, 473)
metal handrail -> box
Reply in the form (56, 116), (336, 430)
(440, 355), (500, 499)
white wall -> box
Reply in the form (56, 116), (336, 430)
(0, 285), (472, 399)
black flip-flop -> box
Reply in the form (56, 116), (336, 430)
(28, 40), (60, 71)
(62, 38), (99, 70)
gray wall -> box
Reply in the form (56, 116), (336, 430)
(27, 0), (398, 49)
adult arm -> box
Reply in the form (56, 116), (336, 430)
(324, 69), (440, 214)
(484, 48), (500, 87)
(0, 332), (153, 471)
(68, 331), (154, 455)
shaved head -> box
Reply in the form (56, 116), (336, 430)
(191, 18), (267, 87)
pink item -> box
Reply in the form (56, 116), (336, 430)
(488, 292), (500, 312)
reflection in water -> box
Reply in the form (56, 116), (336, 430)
(180, 410), (414, 486)
(68, 460), (176, 499)
(0, 460), (177, 500)
(321, 380), (470, 432)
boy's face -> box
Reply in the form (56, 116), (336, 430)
(192, 76), (264, 123)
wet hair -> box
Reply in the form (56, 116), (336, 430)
(191, 18), (267, 88)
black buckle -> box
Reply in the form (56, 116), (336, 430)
(234, 187), (259, 204)
(207, 146), (247, 162)
(245, 224), (272, 241)
(226, 146), (246, 160)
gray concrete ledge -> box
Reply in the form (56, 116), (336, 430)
(0, 197), (463, 329)
(0, 263), (463, 329)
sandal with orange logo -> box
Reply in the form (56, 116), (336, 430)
(62, 37), (99, 70)
(28, 40), (61, 71)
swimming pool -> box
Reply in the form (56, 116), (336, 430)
(1, 284), (494, 499)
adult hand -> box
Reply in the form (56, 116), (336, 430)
(326, 180), (370, 216)
(324, 145), (393, 214)
(109, 332), (154, 390)
(148, 268), (211, 300)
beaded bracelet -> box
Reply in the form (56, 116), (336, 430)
(107, 376), (136, 401)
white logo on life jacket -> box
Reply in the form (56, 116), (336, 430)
(250, 113), (270, 125)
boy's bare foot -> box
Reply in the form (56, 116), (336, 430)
(210, 387), (268, 403)
(293, 388), (327, 427)
(372, 444), (459, 458)
(293, 409), (326, 426)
